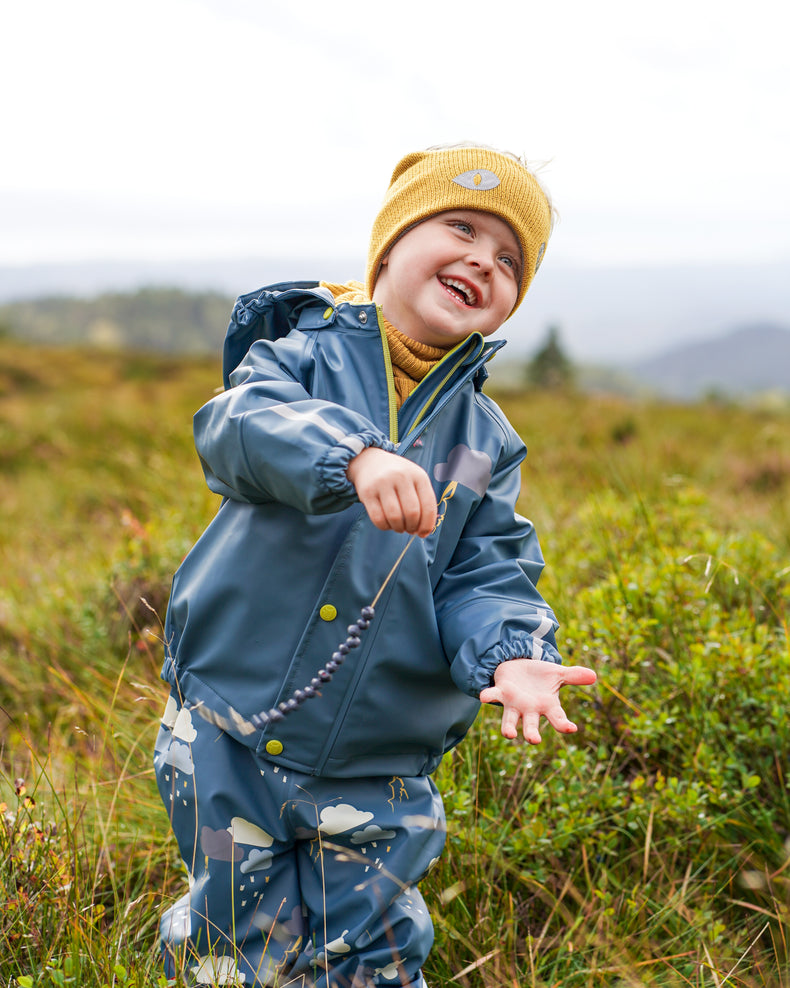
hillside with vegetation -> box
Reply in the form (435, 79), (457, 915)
(1, 338), (789, 986)
(0, 288), (233, 353)
(2, 288), (790, 400)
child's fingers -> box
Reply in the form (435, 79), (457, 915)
(376, 481), (434, 535)
(481, 689), (543, 744)
(361, 493), (386, 531)
(519, 703), (577, 743)
(499, 703), (520, 740)
(478, 685), (498, 706)
(348, 448), (438, 536)
(397, 481), (431, 536)
(521, 711), (542, 745)
(413, 472), (438, 536)
(560, 665), (597, 686)
(388, 474), (437, 537)
(544, 705), (578, 735)
(377, 487), (409, 532)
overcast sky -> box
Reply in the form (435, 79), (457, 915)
(3, 0), (789, 275)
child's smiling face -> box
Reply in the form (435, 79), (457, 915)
(372, 209), (521, 348)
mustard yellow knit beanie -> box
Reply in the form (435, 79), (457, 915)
(366, 147), (552, 316)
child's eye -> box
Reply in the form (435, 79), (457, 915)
(499, 254), (519, 276)
(451, 221), (473, 235)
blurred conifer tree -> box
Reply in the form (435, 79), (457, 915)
(526, 324), (575, 390)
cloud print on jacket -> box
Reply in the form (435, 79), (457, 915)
(433, 444), (492, 497)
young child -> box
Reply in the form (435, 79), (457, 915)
(154, 145), (596, 988)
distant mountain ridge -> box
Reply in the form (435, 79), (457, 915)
(626, 323), (790, 399)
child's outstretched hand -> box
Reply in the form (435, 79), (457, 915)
(347, 447), (437, 537)
(480, 659), (597, 744)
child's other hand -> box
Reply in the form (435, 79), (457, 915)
(347, 447), (437, 538)
(480, 659), (597, 744)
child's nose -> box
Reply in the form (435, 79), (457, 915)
(467, 250), (494, 277)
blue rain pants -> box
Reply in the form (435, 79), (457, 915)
(154, 691), (446, 987)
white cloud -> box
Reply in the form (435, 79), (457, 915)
(161, 740), (194, 775)
(318, 804), (374, 835)
(239, 848), (273, 874)
(374, 961), (401, 980)
(324, 929), (351, 955)
(350, 825), (397, 845)
(191, 954), (246, 985)
(161, 891), (192, 941)
(172, 707), (197, 742)
(229, 817), (274, 847)
(160, 695), (179, 729)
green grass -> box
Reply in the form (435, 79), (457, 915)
(1, 339), (788, 986)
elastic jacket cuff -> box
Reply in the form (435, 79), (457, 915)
(317, 432), (397, 499)
(471, 636), (562, 696)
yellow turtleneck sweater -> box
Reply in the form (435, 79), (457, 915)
(321, 281), (451, 407)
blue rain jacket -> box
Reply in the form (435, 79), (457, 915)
(162, 281), (562, 778)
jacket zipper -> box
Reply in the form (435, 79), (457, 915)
(313, 321), (498, 774)
(373, 308), (496, 446)
(375, 307), (399, 443)
(403, 335), (487, 436)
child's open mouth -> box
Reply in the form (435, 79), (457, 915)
(439, 276), (478, 307)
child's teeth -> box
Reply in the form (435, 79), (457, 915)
(442, 278), (476, 304)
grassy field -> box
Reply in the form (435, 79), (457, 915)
(1, 338), (788, 987)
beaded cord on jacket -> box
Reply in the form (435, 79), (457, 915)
(249, 604), (376, 728)
(247, 525), (419, 727)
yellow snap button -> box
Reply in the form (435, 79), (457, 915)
(323, 307), (333, 320)
(265, 739), (283, 755)
(319, 604), (337, 621)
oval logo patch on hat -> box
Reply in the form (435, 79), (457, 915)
(452, 169), (500, 191)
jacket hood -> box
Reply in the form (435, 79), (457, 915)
(222, 281), (336, 389)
